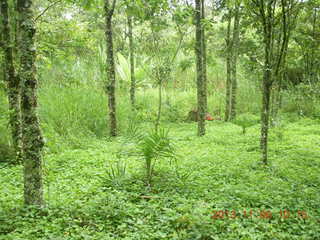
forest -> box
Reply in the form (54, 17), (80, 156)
(0, 0), (319, 239)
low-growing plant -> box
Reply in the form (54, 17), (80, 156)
(232, 113), (260, 134)
(105, 159), (128, 187)
(125, 113), (145, 141)
(174, 165), (196, 186)
(138, 128), (176, 186)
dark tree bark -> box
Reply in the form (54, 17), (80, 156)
(127, 15), (136, 108)
(230, 0), (240, 120)
(201, 0), (208, 113)
(1, 0), (22, 163)
(225, 11), (232, 121)
(105, 0), (117, 137)
(17, 0), (45, 206)
(258, 0), (275, 165)
(195, 0), (205, 136)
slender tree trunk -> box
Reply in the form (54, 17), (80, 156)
(230, 0), (240, 120)
(195, 0), (205, 136)
(260, 1), (274, 165)
(17, 0), (45, 206)
(270, 30), (283, 125)
(310, 8), (317, 82)
(105, 0), (117, 137)
(201, 0), (207, 113)
(155, 79), (162, 132)
(127, 15), (135, 108)
(1, 0), (22, 162)
(261, 77), (272, 164)
(225, 12), (232, 121)
(272, 0), (290, 123)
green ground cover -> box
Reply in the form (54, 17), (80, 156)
(1, 119), (319, 239)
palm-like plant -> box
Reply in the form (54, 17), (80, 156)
(138, 128), (176, 186)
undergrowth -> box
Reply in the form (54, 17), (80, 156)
(0, 119), (319, 239)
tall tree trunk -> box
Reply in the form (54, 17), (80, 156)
(225, 11), (232, 121)
(1, 0), (22, 163)
(127, 15), (135, 109)
(201, 0), (207, 113)
(195, 0), (205, 136)
(230, 0), (240, 120)
(260, 1), (274, 165)
(105, 0), (117, 137)
(17, 0), (45, 206)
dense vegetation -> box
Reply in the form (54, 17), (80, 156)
(0, 0), (319, 239)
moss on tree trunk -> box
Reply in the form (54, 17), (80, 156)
(17, 0), (45, 206)
(105, 0), (117, 137)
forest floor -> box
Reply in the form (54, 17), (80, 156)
(1, 118), (320, 239)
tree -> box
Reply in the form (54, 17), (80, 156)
(0, 0), (22, 163)
(271, 0), (300, 123)
(195, 0), (206, 136)
(149, 21), (170, 133)
(127, 0), (180, 132)
(306, 3), (319, 83)
(291, 0), (319, 84)
(224, 10), (232, 121)
(17, 0), (45, 206)
(127, 14), (136, 108)
(249, 0), (297, 164)
(230, 0), (240, 120)
(201, 0), (208, 114)
(224, 0), (241, 121)
(105, 0), (117, 137)
(256, 0), (275, 164)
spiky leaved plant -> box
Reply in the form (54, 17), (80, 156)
(138, 128), (175, 186)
